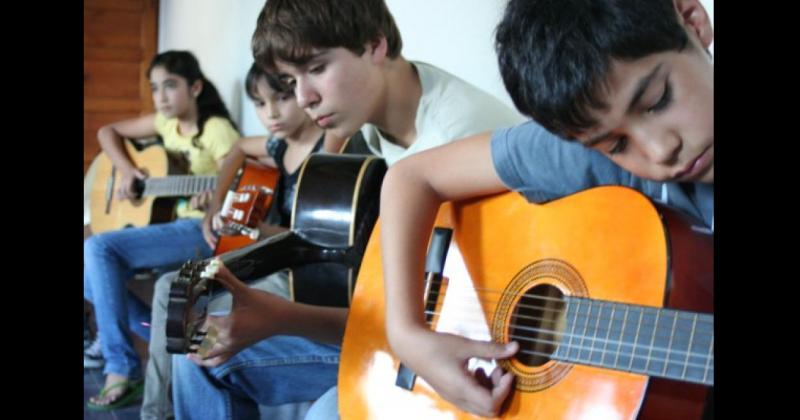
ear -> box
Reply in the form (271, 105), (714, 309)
(367, 35), (389, 65)
(674, 0), (713, 49)
(191, 79), (204, 99)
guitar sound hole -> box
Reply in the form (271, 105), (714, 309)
(510, 284), (565, 367)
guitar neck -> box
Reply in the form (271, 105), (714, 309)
(143, 175), (218, 197)
(551, 297), (714, 386)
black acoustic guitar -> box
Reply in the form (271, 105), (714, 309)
(166, 153), (386, 354)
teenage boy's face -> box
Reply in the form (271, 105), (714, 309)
(575, 0), (714, 184)
(275, 46), (382, 140)
(576, 44), (713, 183)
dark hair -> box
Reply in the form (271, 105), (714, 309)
(148, 50), (238, 148)
(495, 0), (689, 139)
(252, 0), (402, 72)
(244, 62), (292, 102)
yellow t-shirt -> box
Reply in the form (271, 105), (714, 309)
(154, 113), (239, 218)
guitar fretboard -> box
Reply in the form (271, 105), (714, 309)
(143, 176), (217, 197)
(551, 296), (713, 386)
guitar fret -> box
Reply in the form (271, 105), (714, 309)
(628, 308), (644, 371)
(702, 334), (713, 384)
(614, 305), (629, 368)
(644, 309), (660, 373)
(601, 304), (616, 366)
(681, 313), (698, 380)
(579, 299), (592, 362)
(565, 299), (579, 360)
(662, 310), (679, 376)
(588, 301), (603, 364)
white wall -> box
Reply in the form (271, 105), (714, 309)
(158, 0), (714, 136)
(158, 0), (266, 136)
(386, 0), (513, 107)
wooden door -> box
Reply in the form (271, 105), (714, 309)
(84, 0), (159, 174)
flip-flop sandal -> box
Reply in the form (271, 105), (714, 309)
(86, 379), (144, 411)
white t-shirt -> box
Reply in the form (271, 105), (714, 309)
(361, 61), (525, 166)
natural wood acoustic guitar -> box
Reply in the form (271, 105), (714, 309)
(339, 186), (713, 420)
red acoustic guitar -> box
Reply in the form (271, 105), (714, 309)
(339, 186), (713, 419)
(213, 159), (279, 255)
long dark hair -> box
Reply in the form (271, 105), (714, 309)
(148, 50), (238, 148)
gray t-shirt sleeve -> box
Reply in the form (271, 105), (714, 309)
(490, 121), (661, 203)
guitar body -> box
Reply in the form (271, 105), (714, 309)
(166, 154), (387, 354)
(89, 142), (176, 234)
(289, 153), (386, 307)
(339, 186), (713, 419)
(214, 160), (280, 255)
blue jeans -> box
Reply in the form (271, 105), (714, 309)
(84, 218), (212, 379)
(172, 336), (340, 420)
(304, 386), (338, 420)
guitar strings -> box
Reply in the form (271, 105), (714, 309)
(422, 307), (713, 365)
(423, 279), (713, 334)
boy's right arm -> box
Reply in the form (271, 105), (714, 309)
(202, 136), (271, 249)
(381, 132), (520, 417)
(97, 114), (158, 200)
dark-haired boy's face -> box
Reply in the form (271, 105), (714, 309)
(575, 45), (713, 184)
(250, 77), (308, 140)
(275, 46), (383, 139)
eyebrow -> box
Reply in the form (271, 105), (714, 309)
(282, 50), (328, 75)
(581, 63), (664, 147)
(306, 50), (327, 62)
(150, 78), (178, 86)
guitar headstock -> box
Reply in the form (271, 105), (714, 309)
(219, 185), (273, 231)
(166, 258), (221, 354)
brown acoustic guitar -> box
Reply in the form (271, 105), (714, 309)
(339, 186), (713, 420)
(89, 142), (280, 237)
(89, 142), (215, 233)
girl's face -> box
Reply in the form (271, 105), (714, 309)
(251, 76), (310, 140)
(150, 65), (198, 119)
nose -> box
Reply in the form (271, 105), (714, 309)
(154, 87), (166, 104)
(266, 102), (279, 119)
(636, 126), (681, 165)
(294, 78), (319, 110)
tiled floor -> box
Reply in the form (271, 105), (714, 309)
(83, 367), (143, 420)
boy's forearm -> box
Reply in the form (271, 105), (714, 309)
(210, 146), (248, 215)
(380, 159), (443, 352)
(379, 133), (506, 354)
